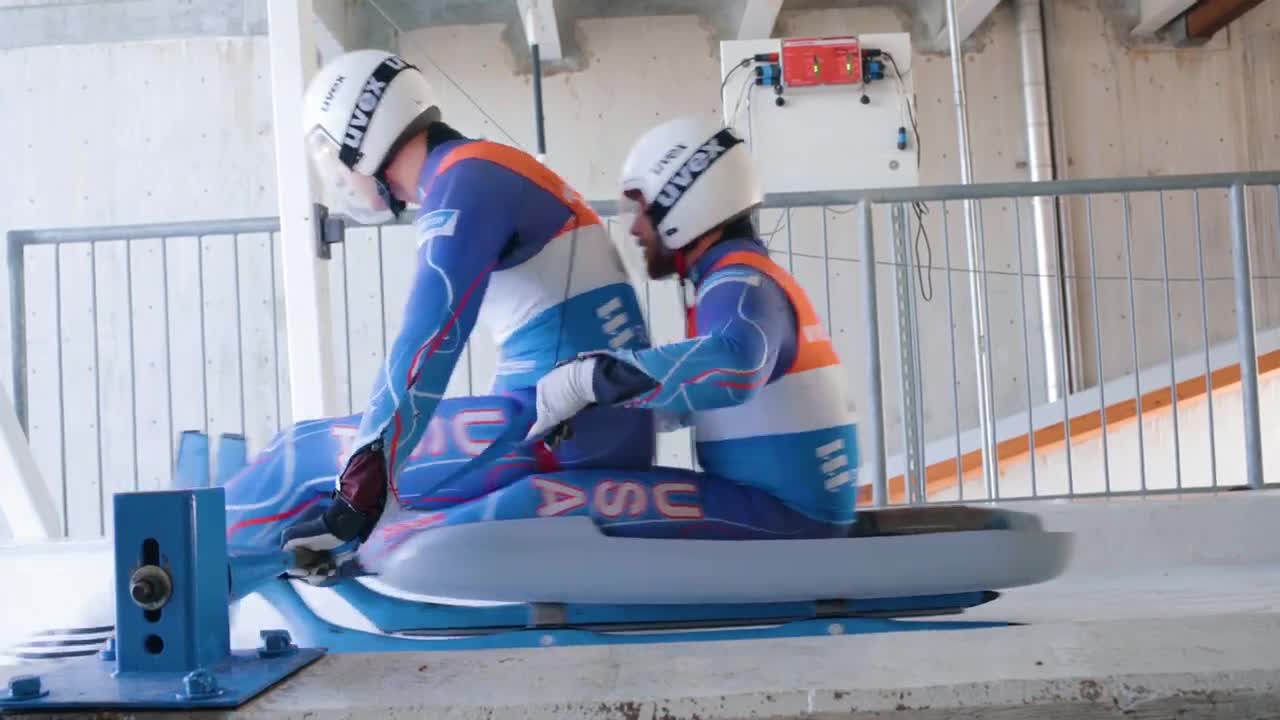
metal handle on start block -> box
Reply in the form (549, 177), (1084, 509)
(129, 565), (173, 611)
(227, 546), (302, 604)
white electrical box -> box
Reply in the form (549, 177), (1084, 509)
(719, 32), (919, 195)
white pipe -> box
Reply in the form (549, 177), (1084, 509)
(945, 0), (999, 497)
(1017, 0), (1066, 403)
(268, 0), (342, 422)
(0, 383), (58, 540)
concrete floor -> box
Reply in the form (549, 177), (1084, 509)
(964, 561), (1280, 625)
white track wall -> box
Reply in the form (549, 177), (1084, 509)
(1, 3), (1279, 539)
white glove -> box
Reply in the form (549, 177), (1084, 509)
(654, 409), (692, 433)
(526, 356), (598, 440)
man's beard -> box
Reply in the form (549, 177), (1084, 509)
(645, 244), (678, 279)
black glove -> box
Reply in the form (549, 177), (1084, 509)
(280, 444), (387, 584)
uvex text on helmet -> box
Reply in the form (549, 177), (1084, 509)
(620, 116), (763, 251)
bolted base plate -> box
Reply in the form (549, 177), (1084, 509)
(0, 646), (323, 711)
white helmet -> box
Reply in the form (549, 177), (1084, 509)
(618, 115), (763, 251)
(302, 49), (440, 224)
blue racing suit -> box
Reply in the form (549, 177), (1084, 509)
(349, 226), (862, 564)
(231, 151), (857, 569)
(590, 229), (862, 527)
(261, 122), (654, 543)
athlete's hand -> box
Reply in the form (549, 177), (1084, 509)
(526, 356), (599, 442)
(281, 493), (379, 585)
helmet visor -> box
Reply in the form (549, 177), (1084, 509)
(305, 128), (396, 225)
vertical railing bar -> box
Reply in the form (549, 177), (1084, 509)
(161, 237), (175, 473)
(892, 208), (906, 503)
(857, 199), (888, 508)
(890, 202), (917, 506)
(197, 235), (210, 438)
(785, 207), (794, 274)
(89, 240), (104, 534)
(1012, 198), (1037, 497)
(125, 239), (138, 491)
(1192, 191), (1217, 488)
(976, 203), (998, 500)
(341, 237), (353, 414)
(913, 211), (929, 503)
(688, 424), (697, 471)
(1157, 192), (1182, 490)
(903, 203), (928, 503)
(644, 280), (651, 326)
(54, 245), (66, 536)
(233, 233), (247, 438)
(466, 339), (475, 397)
(1085, 196), (1107, 495)
(1121, 193), (1146, 492)
(1053, 196), (1074, 499)
(940, 201), (963, 502)
(8, 235), (29, 435)
(270, 232), (281, 430)
(1229, 182), (1263, 490)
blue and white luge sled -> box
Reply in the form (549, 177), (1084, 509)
(1, 401), (1071, 712)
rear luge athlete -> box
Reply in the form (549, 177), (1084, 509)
(522, 114), (863, 539)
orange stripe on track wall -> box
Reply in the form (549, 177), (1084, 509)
(857, 348), (1280, 506)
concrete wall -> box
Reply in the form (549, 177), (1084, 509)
(2, 1), (1279, 538)
(0, 36), (286, 539)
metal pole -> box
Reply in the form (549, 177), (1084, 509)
(1193, 192), (1218, 488)
(267, 0), (341, 421)
(945, 0), (999, 495)
(6, 234), (28, 434)
(525, 6), (547, 163)
(1229, 183), (1263, 489)
(891, 204), (922, 505)
(857, 200), (888, 507)
(1038, 0), (1084, 393)
(1016, 0), (1065, 403)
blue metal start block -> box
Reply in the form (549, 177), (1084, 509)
(0, 488), (323, 713)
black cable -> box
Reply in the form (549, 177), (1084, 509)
(882, 52), (920, 171)
(912, 201), (933, 301)
(882, 51), (931, 302)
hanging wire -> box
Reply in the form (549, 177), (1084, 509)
(882, 50), (931, 302)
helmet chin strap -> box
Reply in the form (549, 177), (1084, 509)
(672, 247), (691, 279)
(672, 247), (696, 335)
(373, 169), (406, 219)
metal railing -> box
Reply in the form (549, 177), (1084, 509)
(839, 171), (1280, 505)
(7, 170), (1280, 538)
(6, 217), (289, 538)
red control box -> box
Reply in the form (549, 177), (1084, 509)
(781, 36), (862, 87)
